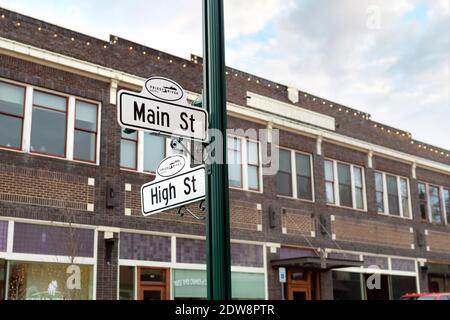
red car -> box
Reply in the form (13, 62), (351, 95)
(401, 293), (450, 300)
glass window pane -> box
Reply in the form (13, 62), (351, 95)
(355, 188), (364, 209)
(30, 107), (66, 156)
(376, 192), (384, 212)
(247, 141), (258, 165)
(297, 176), (312, 200)
(296, 153), (311, 177)
(33, 91), (66, 112)
(387, 175), (399, 215)
(279, 149), (291, 173)
(324, 160), (334, 181)
(338, 163), (351, 185)
(0, 115), (22, 148)
(353, 167), (362, 188)
(227, 137), (240, 151)
(74, 130), (96, 162)
(277, 172), (292, 196)
(120, 139), (137, 169)
(0, 82), (24, 115)
(375, 172), (383, 191)
(326, 182), (335, 204)
(418, 183), (426, 200)
(119, 266), (135, 300)
(75, 101), (97, 131)
(391, 276), (417, 300)
(228, 164), (242, 188)
(231, 273), (265, 300)
(248, 165), (259, 190)
(143, 134), (165, 172)
(173, 270), (207, 300)
(400, 178), (410, 218)
(332, 272), (363, 300)
(429, 186), (442, 223)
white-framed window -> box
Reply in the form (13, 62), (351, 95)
(227, 135), (262, 192)
(418, 182), (449, 225)
(120, 130), (190, 173)
(276, 148), (314, 201)
(324, 159), (366, 210)
(0, 78), (101, 165)
(374, 172), (411, 219)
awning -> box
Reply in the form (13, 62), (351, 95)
(271, 256), (363, 271)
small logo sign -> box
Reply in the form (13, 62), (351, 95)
(157, 155), (186, 177)
(145, 77), (184, 102)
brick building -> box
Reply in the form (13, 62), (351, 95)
(0, 8), (449, 300)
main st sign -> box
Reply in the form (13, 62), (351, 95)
(118, 77), (208, 142)
(117, 77), (207, 216)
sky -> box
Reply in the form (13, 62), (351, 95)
(0, 0), (449, 149)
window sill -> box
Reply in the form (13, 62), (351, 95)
(120, 168), (157, 177)
(229, 186), (263, 194)
(377, 212), (413, 221)
(326, 204), (367, 213)
(276, 195), (315, 204)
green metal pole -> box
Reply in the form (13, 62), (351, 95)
(202, 0), (232, 300)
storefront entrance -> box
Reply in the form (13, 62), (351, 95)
(137, 268), (169, 300)
(286, 269), (320, 300)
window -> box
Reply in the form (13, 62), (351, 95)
(418, 183), (428, 220)
(375, 172), (384, 212)
(143, 133), (165, 173)
(325, 159), (365, 210)
(120, 129), (138, 169)
(353, 167), (364, 209)
(0, 80), (101, 164)
(0, 82), (25, 150)
(375, 172), (411, 219)
(30, 91), (67, 157)
(227, 136), (262, 192)
(332, 272), (363, 300)
(227, 136), (242, 188)
(247, 141), (260, 190)
(386, 175), (400, 216)
(296, 153), (313, 200)
(324, 160), (335, 204)
(444, 189), (450, 224)
(429, 185), (442, 223)
(119, 266), (135, 300)
(338, 163), (352, 207)
(74, 100), (98, 162)
(277, 149), (292, 197)
(277, 148), (314, 200)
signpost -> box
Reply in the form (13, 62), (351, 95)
(117, 77), (208, 142)
(141, 155), (206, 216)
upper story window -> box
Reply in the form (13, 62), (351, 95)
(276, 148), (314, 201)
(0, 79), (101, 164)
(227, 136), (262, 192)
(374, 172), (411, 219)
(324, 159), (366, 210)
(0, 81), (25, 150)
(418, 182), (449, 225)
(120, 129), (186, 173)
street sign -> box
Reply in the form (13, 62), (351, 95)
(117, 77), (208, 142)
(279, 267), (286, 283)
(141, 155), (206, 216)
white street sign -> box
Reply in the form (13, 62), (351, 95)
(279, 267), (286, 283)
(141, 155), (206, 216)
(118, 77), (208, 142)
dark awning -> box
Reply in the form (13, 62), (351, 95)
(271, 256), (363, 271)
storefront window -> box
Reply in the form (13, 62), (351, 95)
(390, 276), (417, 300)
(332, 271), (363, 300)
(8, 262), (93, 300)
(231, 273), (265, 300)
(173, 270), (207, 300)
(119, 266), (135, 300)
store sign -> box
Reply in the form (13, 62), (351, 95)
(117, 77), (208, 142)
(141, 155), (206, 216)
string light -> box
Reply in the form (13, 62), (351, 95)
(157, 56), (161, 60)
(169, 59), (173, 63)
(103, 45), (107, 49)
(183, 64), (186, 68)
(129, 46), (133, 51)
(16, 22), (21, 27)
(38, 27), (42, 31)
(53, 33), (58, 38)
(142, 51), (146, 55)
(86, 41), (90, 46)
(247, 78), (251, 81)
(1, 14), (5, 19)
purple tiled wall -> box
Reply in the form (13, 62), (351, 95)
(120, 233), (171, 262)
(280, 247), (316, 259)
(363, 255), (389, 270)
(391, 258), (416, 272)
(231, 243), (264, 268)
(0, 221), (7, 252)
(13, 223), (94, 257)
(176, 238), (206, 264)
